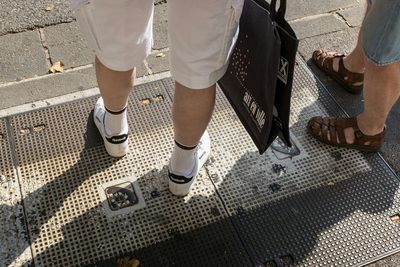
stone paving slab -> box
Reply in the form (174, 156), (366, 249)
(153, 3), (169, 50)
(0, 0), (74, 36)
(43, 22), (150, 76)
(147, 50), (170, 75)
(286, 0), (359, 20)
(298, 27), (360, 59)
(369, 255), (400, 267)
(44, 22), (94, 69)
(338, 5), (367, 27)
(290, 14), (348, 40)
(0, 31), (48, 83)
(0, 67), (96, 110)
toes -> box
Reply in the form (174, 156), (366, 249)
(307, 116), (323, 128)
(312, 49), (325, 62)
(307, 116), (324, 138)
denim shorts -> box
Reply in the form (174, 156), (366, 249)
(363, 0), (400, 65)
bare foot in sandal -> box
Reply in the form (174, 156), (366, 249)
(307, 116), (385, 152)
(312, 49), (364, 94)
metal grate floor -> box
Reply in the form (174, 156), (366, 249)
(0, 58), (399, 267)
(203, 59), (400, 267)
(0, 119), (33, 267)
(7, 81), (249, 267)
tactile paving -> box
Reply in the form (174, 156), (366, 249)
(10, 81), (250, 267)
(0, 119), (32, 267)
(198, 58), (400, 267)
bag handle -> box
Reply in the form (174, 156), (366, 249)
(270, 0), (277, 20)
(277, 0), (287, 20)
(269, 0), (287, 21)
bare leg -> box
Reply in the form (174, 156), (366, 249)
(95, 57), (135, 111)
(309, 0), (400, 151)
(357, 61), (400, 134)
(340, 2), (372, 73)
(92, 58), (134, 157)
(172, 82), (216, 146)
(330, 1), (371, 74)
(344, 60), (400, 143)
(168, 82), (215, 196)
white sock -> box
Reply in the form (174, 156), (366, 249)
(104, 107), (128, 136)
(169, 142), (197, 177)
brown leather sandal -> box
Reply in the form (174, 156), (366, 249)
(312, 49), (364, 95)
(307, 116), (385, 152)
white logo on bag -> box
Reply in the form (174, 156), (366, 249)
(277, 57), (289, 84)
(243, 91), (266, 131)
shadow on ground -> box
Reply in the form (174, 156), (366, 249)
(2, 70), (400, 267)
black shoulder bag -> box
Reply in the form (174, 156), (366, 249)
(218, 0), (298, 154)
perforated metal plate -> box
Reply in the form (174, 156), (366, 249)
(10, 81), (250, 267)
(0, 119), (32, 267)
(5, 57), (400, 267)
(199, 58), (399, 267)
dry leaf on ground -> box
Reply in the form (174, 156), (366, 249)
(49, 61), (65, 73)
(116, 257), (140, 267)
(45, 4), (55, 11)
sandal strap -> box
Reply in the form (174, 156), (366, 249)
(308, 116), (385, 151)
(336, 117), (385, 147)
(334, 117), (359, 129)
(313, 50), (344, 71)
(312, 49), (364, 86)
(337, 57), (364, 84)
(353, 128), (386, 148)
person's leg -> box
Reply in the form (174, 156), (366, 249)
(344, 0), (400, 143)
(354, 60), (400, 137)
(95, 57), (134, 112)
(92, 58), (134, 157)
(173, 82), (215, 146)
(307, 59), (399, 151)
(308, 0), (400, 151)
(341, 1), (372, 73)
(76, 0), (153, 157)
(168, 83), (214, 196)
(311, 0), (371, 94)
(167, 0), (241, 195)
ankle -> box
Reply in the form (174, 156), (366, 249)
(169, 141), (197, 176)
(343, 55), (364, 74)
(357, 115), (385, 136)
(104, 106), (128, 136)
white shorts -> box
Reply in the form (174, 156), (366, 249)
(75, 0), (243, 89)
